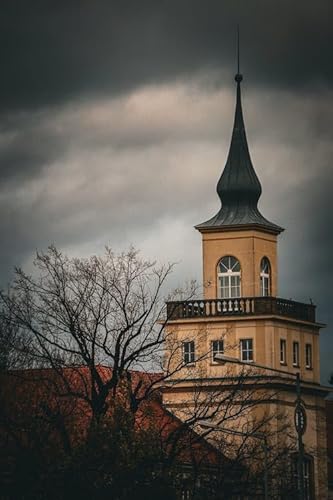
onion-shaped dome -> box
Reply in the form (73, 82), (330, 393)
(196, 73), (283, 235)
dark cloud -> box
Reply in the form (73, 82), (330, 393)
(0, 1), (332, 113)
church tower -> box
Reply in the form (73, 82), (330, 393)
(162, 67), (329, 498)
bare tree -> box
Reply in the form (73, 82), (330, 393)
(0, 245), (299, 499)
(0, 246), (189, 424)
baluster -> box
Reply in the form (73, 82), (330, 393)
(199, 301), (204, 316)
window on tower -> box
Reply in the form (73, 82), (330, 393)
(293, 341), (300, 367)
(183, 341), (195, 365)
(305, 344), (312, 369)
(218, 256), (241, 299)
(211, 339), (224, 363)
(240, 339), (253, 362)
(280, 339), (287, 365)
(260, 257), (271, 296)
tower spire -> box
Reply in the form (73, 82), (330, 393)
(195, 36), (283, 235)
(237, 24), (240, 77)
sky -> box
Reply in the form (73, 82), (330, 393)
(0, 1), (332, 383)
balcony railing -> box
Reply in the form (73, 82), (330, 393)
(166, 296), (316, 323)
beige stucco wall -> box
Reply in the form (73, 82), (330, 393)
(200, 228), (278, 299)
(165, 316), (320, 383)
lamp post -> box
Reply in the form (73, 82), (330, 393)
(214, 354), (305, 500)
(198, 421), (269, 500)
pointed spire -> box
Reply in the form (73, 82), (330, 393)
(196, 34), (283, 234)
(216, 64), (262, 209)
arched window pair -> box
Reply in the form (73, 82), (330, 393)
(217, 256), (271, 298)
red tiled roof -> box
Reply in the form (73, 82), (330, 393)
(0, 366), (223, 467)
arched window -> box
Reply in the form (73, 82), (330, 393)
(260, 257), (271, 297)
(218, 256), (241, 298)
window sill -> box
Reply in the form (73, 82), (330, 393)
(305, 366), (313, 371)
(184, 363), (195, 367)
(292, 364), (300, 368)
(280, 362), (287, 366)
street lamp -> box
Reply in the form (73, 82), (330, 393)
(214, 354), (306, 500)
(198, 421), (269, 500)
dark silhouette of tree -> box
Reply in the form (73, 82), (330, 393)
(0, 246), (300, 499)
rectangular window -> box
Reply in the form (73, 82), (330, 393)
(219, 276), (241, 299)
(240, 339), (253, 362)
(183, 341), (195, 365)
(305, 344), (312, 369)
(230, 275), (240, 298)
(260, 276), (269, 296)
(280, 339), (287, 364)
(293, 341), (299, 366)
(211, 340), (224, 362)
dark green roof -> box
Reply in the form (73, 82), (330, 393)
(196, 73), (283, 235)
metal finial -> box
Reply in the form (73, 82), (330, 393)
(235, 24), (243, 83)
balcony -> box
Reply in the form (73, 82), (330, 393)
(166, 296), (316, 323)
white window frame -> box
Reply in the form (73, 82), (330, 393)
(240, 339), (253, 362)
(217, 256), (241, 299)
(183, 341), (195, 365)
(305, 343), (312, 369)
(280, 339), (287, 365)
(260, 257), (271, 297)
(211, 339), (224, 363)
(293, 341), (299, 367)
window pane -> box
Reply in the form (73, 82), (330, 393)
(280, 339), (286, 364)
(212, 340), (224, 361)
(260, 258), (271, 297)
(293, 342), (299, 365)
(240, 339), (253, 361)
(231, 257), (240, 272)
(219, 256), (241, 272)
(261, 257), (270, 273)
(183, 341), (195, 364)
(306, 344), (312, 368)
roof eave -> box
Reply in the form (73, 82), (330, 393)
(195, 222), (284, 236)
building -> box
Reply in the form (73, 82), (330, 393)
(162, 68), (330, 498)
(326, 399), (333, 498)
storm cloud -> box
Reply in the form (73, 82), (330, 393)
(0, 1), (332, 382)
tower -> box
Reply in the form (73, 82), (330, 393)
(162, 67), (329, 498)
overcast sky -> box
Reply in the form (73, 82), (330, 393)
(0, 1), (332, 382)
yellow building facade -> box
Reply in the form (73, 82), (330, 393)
(162, 71), (329, 498)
